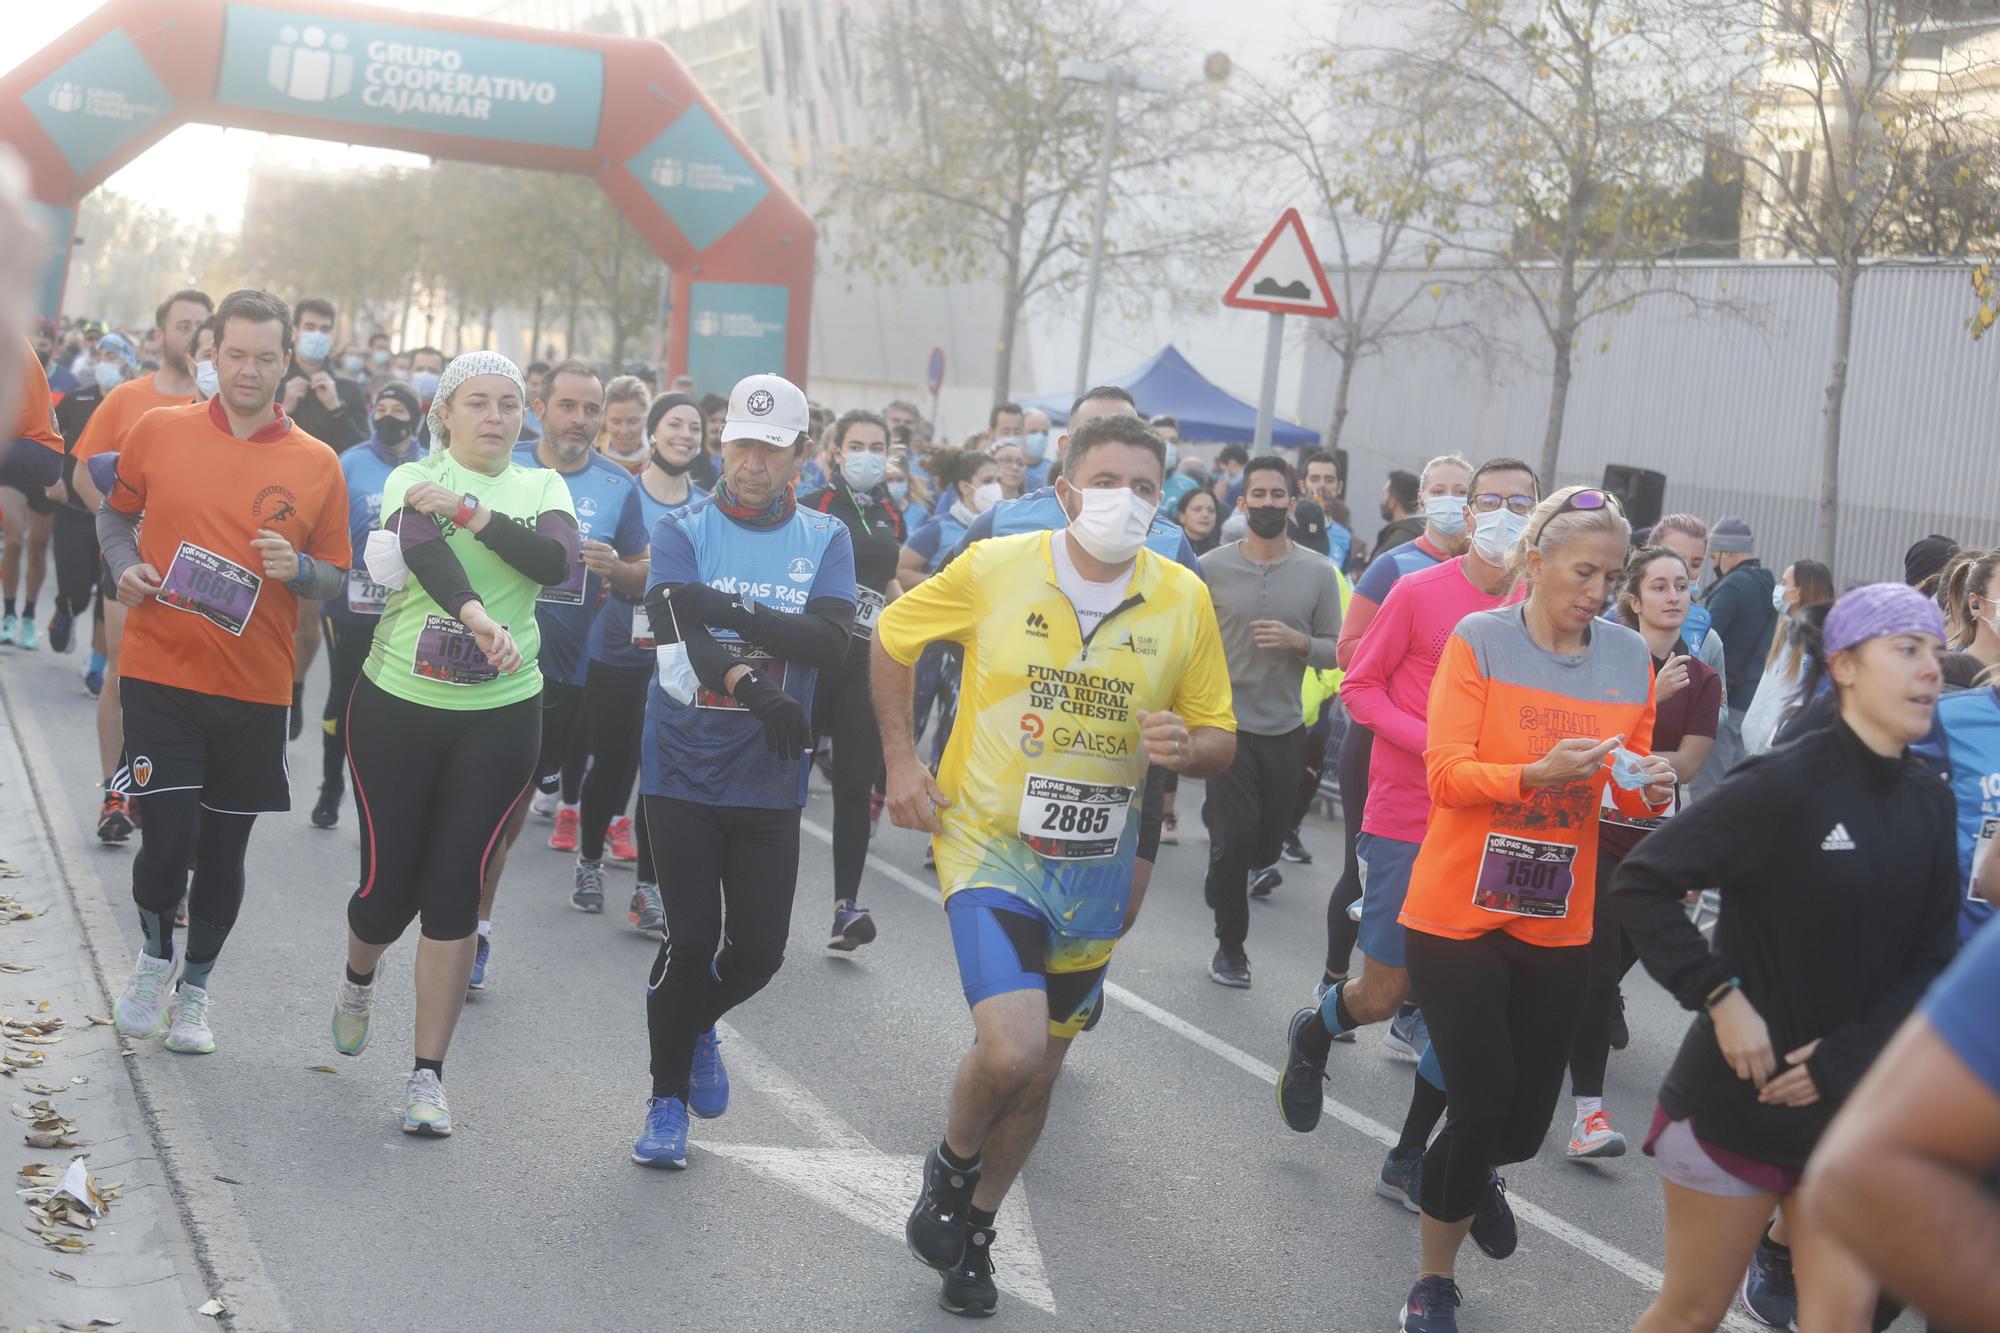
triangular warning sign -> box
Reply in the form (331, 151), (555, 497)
(1223, 208), (1339, 318)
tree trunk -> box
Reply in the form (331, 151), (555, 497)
(1539, 270), (1581, 486)
(529, 290), (545, 365)
(483, 297), (497, 353)
(565, 294), (580, 360)
(1327, 335), (1358, 453)
(991, 225), (1024, 404)
(1818, 257), (1861, 568)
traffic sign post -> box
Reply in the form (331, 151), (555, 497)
(926, 346), (945, 430)
(1222, 208), (1340, 451)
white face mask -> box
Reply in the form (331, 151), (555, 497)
(1469, 507), (1529, 566)
(971, 481), (1003, 514)
(1425, 494), (1467, 539)
(194, 360), (219, 398)
(1066, 485), (1158, 564)
(93, 361), (125, 393)
(1771, 583), (1789, 613)
(842, 451), (886, 491)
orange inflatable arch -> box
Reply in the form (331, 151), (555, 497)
(1, 0), (815, 387)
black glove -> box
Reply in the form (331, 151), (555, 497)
(731, 668), (811, 758)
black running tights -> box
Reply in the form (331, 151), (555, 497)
(578, 659), (649, 862)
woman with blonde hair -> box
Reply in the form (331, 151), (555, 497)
(1938, 547), (2000, 689)
(596, 374), (651, 473)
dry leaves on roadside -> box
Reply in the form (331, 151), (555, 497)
(0, 891), (41, 920)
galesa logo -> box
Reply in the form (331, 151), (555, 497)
(266, 25), (355, 103)
(46, 83), (82, 113)
(649, 157), (684, 189)
(785, 556), (815, 584)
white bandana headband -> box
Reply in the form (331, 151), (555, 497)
(427, 351), (527, 454)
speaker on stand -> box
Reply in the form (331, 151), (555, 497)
(1602, 464), (1666, 534)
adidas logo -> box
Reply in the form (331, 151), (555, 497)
(1821, 823), (1855, 852)
(1025, 611), (1049, 637)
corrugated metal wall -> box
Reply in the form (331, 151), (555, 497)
(1298, 261), (2000, 584)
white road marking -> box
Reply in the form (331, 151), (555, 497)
(711, 1021), (1055, 1314)
(802, 816), (1762, 1331)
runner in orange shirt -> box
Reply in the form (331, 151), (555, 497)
(2, 333), (63, 490)
(96, 289), (350, 1057)
(1383, 485), (1674, 1333)
(70, 289), (213, 842)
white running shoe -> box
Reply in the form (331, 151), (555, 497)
(403, 1069), (452, 1136)
(333, 976), (374, 1056)
(529, 790), (557, 819)
(114, 951), (176, 1039)
(1566, 1108), (1628, 1159)
(164, 984), (216, 1054)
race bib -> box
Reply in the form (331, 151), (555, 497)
(851, 587), (886, 640)
(1970, 815), (1999, 903)
(1016, 775), (1132, 861)
(412, 613), (500, 687)
(630, 599), (655, 650)
(346, 566), (390, 616)
(694, 643), (785, 711)
(158, 542), (261, 636)
(1472, 833), (1577, 918)
(538, 558), (586, 606)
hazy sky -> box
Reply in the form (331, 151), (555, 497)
(1, 0), (1328, 227)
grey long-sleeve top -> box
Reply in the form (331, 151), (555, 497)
(1197, 540), (1343, 736)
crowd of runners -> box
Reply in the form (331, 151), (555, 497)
(6, 284), (2000, 1332)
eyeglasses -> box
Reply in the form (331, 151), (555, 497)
(1471, 492), (1539, 516)
(1530, 487), (1623, 542)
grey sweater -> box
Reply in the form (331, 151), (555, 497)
(1198, 539), (1342, 736)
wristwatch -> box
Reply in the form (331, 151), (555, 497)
(453, 492), (481, 529)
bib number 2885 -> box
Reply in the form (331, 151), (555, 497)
(1016, 775), (1131, 862)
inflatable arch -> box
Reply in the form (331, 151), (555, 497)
(0, 0), (815, 387)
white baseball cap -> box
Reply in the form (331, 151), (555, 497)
(722, 373), (809, 448)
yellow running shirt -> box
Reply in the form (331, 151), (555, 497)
(876, 530), (1235, 938)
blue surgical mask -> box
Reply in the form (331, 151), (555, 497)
(1470, 506), (1529, 566)
(93, 361), (124, 393)
(842, 451), (887, 491)
(1424, 494), (1467, 539)
(1165, 442), (1180, 472)
(1022, 431), (1048, 463)
(887, 479), (909, 504)
(297, 330), (332, 363)
(341, 353), (365, 376)
(410, 370), (441, 401)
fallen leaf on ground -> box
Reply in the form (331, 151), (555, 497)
(197, 1298), (226, 1317)
(23, 1081), (62, 1095)
(0, 962), (36, 972)
(36, 1001), (50, 1013)
(84, 1016), (111, 1027)
(306, 1065), (337, 1074)
(212, 1174), (243, 1185)
(49, 1267), (75, 1281)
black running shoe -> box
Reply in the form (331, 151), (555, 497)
(1277, 1007), (1327, 1132)
(1280, 831), (1313, 864)
(1209, 946), (1251, 989)
(1249, 864), (1282, 898)
(310, 785), (340, 829)
(1609, 991), (1630, 1051)
(1470, 1172), (1517, 1259)
(938, 1224), (999, 1318)
(908, 1149), (979, 1270)
(47, 608), (73, 655)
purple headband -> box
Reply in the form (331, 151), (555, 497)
(1823, 582), (1946, 655)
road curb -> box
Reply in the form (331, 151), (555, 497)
(0, 666), (290, 1331)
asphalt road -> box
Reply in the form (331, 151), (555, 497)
(5, 636), (1816, 1332)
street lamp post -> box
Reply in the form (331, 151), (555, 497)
(1060, 60), (1176, 401)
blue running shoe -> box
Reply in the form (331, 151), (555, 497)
(1738, 1233), (1797, 1328)
(1400, 1275), (1461, 1332)
(689, 1027), (729, 1119)
(1470, 1172), (1517, 1260)
(633, 1095), (688, 1168)
(83, 664), (104, 698)
(467, 933), (491, 991)
(1377, 1147), (1424, 1213)
(1384, 1004), (1428, 1062)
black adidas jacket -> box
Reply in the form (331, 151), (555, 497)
(1611, 717), (1959, 1169)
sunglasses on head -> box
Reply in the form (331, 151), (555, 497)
(1531, 488), (1622, 543)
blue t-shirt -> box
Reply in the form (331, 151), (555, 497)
(1024, 458), (1052, 490)
(904, 510), (971, 576)
(1936, 686), (2000, 941)
(1353, 536), (1444, 605)
(510, 442), (648, 686)
(588, 476), (708, 670)
(947, 486), (1201, 576)
(1921, 908), (2000, 1094)
(326, 439), (421, 624)
(1325, 520), (1353, 571)
(641, 497), (858, 808)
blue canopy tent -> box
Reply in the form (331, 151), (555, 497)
(1020, 344), (1321, 447)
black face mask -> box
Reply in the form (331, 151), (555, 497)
(651, 448), (694, 477)
(375, 415), (414, 448)
(1246, 505), (1290, 539)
